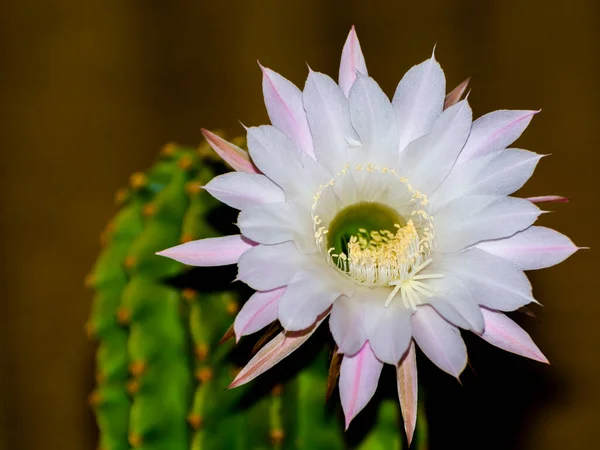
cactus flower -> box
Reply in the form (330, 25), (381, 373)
(158, 27), (580, 442)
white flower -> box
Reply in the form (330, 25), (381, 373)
(158, 27), (581, 441)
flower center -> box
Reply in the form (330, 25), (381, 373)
(311, 164), (441, 309)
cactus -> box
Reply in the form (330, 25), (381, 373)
(87, 138), (428, 450)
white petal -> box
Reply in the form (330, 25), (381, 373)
(339, 26), (368, 97)
(469, 149), (543, 196)
(201, 129), (258, 173)
(246, 125), (301, 189)
(425, 275), (484, 333)
(457, 110), (538, 164)
(329, 295), (368, 356)
(234, 287), (284, 340)
(432, 149), (542, 210)
(303, 70), (359, 171)
(204, 172), (284, 210)
(237, 202), (315, 252)
(246, 125), (330, 205)
(475, 226), (579, 270)
(435, 195), (542, 253)
(439, 248), (536, 311)
(396, 342), (418, 446)
(348, 75), (399, 165)
(412, 305), (467, 377)
(479, 308), (548, 363)
(157, 235), (254, 266)
(278, 268), (343, 331)
(365, 298), (413, 365)
(237, 242), (307, 291)
(397, 100), (472, 194)
(261, 65), (315, 158)
(339, 342), (383, 429)
(392, 55), (446, 152)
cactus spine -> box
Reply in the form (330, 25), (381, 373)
(87, 139), (427, 449)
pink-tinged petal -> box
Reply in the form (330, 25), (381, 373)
(339, 342), (383, 429)
(527, 195), (569, 204)
(278, 268), (344, 332)
(392, 54), (446, 152)
(397, 342), (418, 446)
(479, 308), (548, 363)
(260, 64), (316, 159)
(475, 226), (580, 270)
(339, 26), (368, 97)
(237, 242), (308, 291)
(201, 129), (259, 173)
(156, 235), (254, 266)
(204, 172), (284, 210)
(444, 78), (470, 109)
(412, 305), (467, 378)
(457, 110), (538, 164)
(234, 287), (285, 341)
(229, 317), (325, 388)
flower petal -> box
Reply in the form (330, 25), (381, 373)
(435, 195), (542, 253)
(397, 100), (472, 194)
(365, 297), (413, 365)
(469, 149), (543, 196)
(479, 308), (548, 363)
(204, 172), (284, 210)
(201, 129), (258, 173)
(475, 226), (579, 270)
(246, 125), (330, 205)
(412, 305), (467, 378)
(439, 248), (536, 312)
(392, 54), (446, 152)
(432, 149), (543, 210)
(260, 64), (315, 159)
(339, 341), (383, 429)
(229, 317), (325, 389)
(303, 70), (359, 171)
(237, 202), (315, 252)
(527, 195), (569, 204)
(237, 242), (308, 291)
(444, 78), (470, 109)
(234, 287), (285, 341)
(278, 268), (344, 331)
(329, 294), (368, 356)
(339, 26), (368, 97)
(457, 110), (538, 164)
(396, 342), (418, 446)
(425, 275), (484, 333)
(156, 235), (254, 266)
(348, 75), (399, 166)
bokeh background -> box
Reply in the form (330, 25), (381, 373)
(1, 1), (599, 449)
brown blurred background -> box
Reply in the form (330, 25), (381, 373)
(1, 1), (599, 449)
